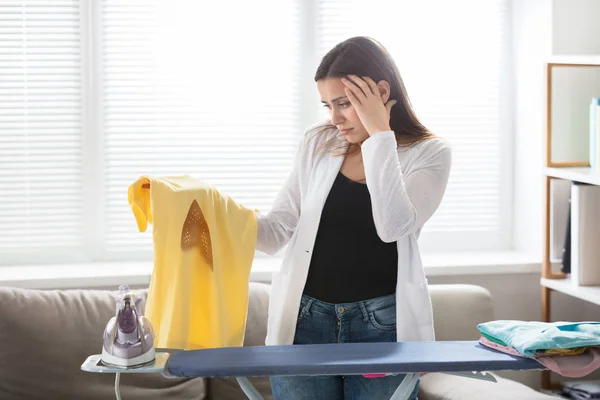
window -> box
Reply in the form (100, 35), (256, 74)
(0, 0), (512, 267)
(0, 1), (85, 265)
(97, 0), (301, 261)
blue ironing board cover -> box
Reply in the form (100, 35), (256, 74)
(166, 340), (543, 378)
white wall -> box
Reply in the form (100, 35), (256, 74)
(511, 0), (551, 258)
(553, 0), (600, 55)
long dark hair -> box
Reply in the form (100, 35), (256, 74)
(310, 36), (435, 155)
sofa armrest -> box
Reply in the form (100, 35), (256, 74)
(422, 285), (556, 399)
(0, 286), (206, 400)
(429, 284), (494, 341)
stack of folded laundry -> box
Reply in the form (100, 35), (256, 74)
(477, 320), (600, 378)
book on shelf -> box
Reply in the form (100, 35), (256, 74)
(591, 97), (600, 170)
(561, 188), (571, 274)
(570, 182), (600, 286)
(552, 179), (571, 264)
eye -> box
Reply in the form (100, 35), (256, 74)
(338, 102), (350, 108)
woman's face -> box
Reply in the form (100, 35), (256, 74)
(317, 78), (370, 144)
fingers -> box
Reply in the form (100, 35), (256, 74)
(342, 75), (390, 110)
(344, 86), (361, 106)
(348, 74), (374, 96)
(385, 99), (398, 114)
(362, 76), (379, 96)
(342, 76), (366, 103)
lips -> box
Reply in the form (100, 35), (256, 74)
(339, 128), (353, 135)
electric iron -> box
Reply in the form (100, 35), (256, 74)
(101, 284), (156, 368)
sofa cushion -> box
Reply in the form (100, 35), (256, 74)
(0, 286), (206, 400)
(429, 284), (494, 341)
(206, 282), (273, 400)
(419, 372), (558, 400)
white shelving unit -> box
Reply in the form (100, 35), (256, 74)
(541, 55), (600, 390)
(545, 167), (600, 186)
(541, 277), (600, 306)
(546, 55), (600, 66)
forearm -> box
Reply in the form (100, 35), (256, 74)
(255, 206), (298, 255)
(254, 156), (302, 255)
(362, 131), (451, 242)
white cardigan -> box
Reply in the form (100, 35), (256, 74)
(255, 123), (452, 346)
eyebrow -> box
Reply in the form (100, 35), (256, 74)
(321, 96), (347, 104)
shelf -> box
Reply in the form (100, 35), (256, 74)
(545, 167), (600, 186)
(547, 55), (600, 66)
(541, 277), (600, 306)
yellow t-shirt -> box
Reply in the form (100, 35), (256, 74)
(128, 175), (257, 350)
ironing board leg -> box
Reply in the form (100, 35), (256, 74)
(389, 373), (419, 400)
(236, 377), (264, 400)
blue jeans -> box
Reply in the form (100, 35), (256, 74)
(270, 293), (419, 400)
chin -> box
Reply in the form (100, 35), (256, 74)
(344, 134), (368, 144)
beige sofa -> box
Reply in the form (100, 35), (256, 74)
(0, 282), (555, 400)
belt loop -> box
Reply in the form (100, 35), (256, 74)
(301, 297), (314, 317)
(306, 298), (314, 312)
(359, 301), (369, 322)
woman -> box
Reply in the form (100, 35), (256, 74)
(255, 36), (452, 399)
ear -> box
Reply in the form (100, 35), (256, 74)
(377, 80), (391, 103)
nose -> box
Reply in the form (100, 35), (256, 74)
(330, 107), (344, 126)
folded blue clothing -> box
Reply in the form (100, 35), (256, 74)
(477, 320), (600, 357)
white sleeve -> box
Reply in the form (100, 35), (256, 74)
(254, 139), (304, 255)
(361, 131), (452, 243)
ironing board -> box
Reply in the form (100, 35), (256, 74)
(81, 340), (545, 400)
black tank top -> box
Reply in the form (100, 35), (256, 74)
(302, 171), (398, 303)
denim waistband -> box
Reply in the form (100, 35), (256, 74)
(300, 292), (396, 320)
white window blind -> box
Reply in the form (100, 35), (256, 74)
(98, 0), (301, 261)
(1, 0), (512, 267)
(0, 0), (84, 265)
(316, 0), (512, 253)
